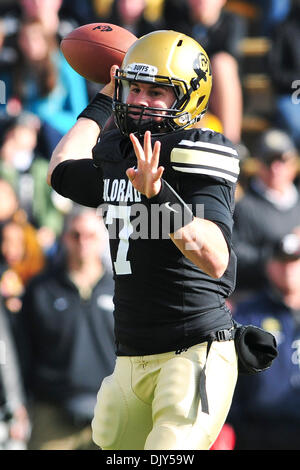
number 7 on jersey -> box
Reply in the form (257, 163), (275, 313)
(105, 204), (133, 275)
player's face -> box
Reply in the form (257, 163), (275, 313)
(268, 258), (300, 295)
(64, 214), (105, 261)
(18, 23), (49, 61)
(259, 154), (298, 192)
(187, 0), (226, 25)
(1, 223), (25, 265)
(126, 82), (176, 121)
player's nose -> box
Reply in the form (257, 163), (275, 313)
(132, 91), (150, 107)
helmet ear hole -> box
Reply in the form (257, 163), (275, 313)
(197, 95), (205, 107)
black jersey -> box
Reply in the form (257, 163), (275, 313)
(52, 127), (240, 355)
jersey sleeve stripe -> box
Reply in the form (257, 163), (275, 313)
(178, 139), (239, 158)
(171, 165), (238, 183)
(172, 162), (238, 178)
(171, 148), (240, 174)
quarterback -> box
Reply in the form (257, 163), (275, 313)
(47, 30), (239, 450)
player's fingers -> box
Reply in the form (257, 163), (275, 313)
(126, 167), (137, 182)
(101, 65), (119, 97)
(130, 133), (145, 161)
(155, 166), (164, 181)
(110, 65), (119, 81)
(144, 131), (152, 161)
(151, 140), (161, 169)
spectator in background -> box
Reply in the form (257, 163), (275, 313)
(107, 0), (163, 37)
(268, 0), (300, 150)
(0, 112), (71, 251)
(0, 211), (45, 316)
(229, 232), (300, 450)
(60, 0), (109, 25)
(18, 0), (64, 36)
(0, 180), (36, 316)
(0, 295), (30, 450)
(162, 0), (246, 144)
(19, 208), (115, 450)
(233, 128), (300, 294)
(0, 17), (88, 158)
(17, 0), (75, 38)
(0, 179), (19, 227)
(0, 0), (76, 79)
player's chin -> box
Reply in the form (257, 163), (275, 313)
(124, 115), (167, 136)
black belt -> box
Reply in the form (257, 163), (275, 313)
(117, 327), (235, 357)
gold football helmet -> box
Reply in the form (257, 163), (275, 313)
(113, 30), (212, 136)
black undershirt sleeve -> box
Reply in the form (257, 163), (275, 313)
(50, 159), (104, 208)
(178, 174), (235, 250)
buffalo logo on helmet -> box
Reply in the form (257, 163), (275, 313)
(193, 52), (211, 83)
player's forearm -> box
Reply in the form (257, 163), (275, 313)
(141, 177), (230, 278)
(47, 118), (100, 185)
(170, 217), (230, 278)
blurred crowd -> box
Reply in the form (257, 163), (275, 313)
(0, 0), (299, 451)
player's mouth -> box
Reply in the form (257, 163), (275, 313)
(128, 108), (164, 122)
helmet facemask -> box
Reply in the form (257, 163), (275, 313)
(113, 69), (206, 137)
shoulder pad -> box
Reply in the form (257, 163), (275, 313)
(170, 129), (240, 183)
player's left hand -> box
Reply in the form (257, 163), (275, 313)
(127, 131), (164, 198)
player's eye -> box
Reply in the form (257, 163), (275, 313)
(150, 90), (163, 97)
(129, 84), (140, 94)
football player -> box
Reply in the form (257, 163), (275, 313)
(47, 30), (239, 450)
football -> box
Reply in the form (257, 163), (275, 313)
(60, 23), (137, 84)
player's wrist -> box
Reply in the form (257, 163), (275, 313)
(146, 180), (162, 199)
(144, 179), (194, 234)
(77, 93), (113, 130)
